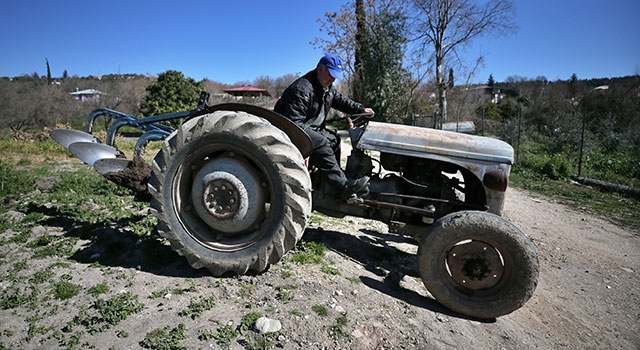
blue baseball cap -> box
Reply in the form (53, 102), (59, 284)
(319, 54), (343, 80)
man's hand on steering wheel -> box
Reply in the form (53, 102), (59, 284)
(348, 108), (375, 127)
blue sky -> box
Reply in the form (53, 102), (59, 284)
(1, 0), (638, 84)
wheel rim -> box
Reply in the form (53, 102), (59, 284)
(442, 238), (507, 292)
(172, 146), (276, 252)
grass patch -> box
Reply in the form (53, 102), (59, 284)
(140, 323), (186, 350)
(198, 311), (263, 347)
(290, 309), (302, 316)
(51, 280), (82, 300)
(312, 305), (328, 317)
(88, 283), (109, 296)
(178, 296), (216, 320)
(30, 268), (55, 284)
(275, 285), (297, 302)
(0, 161), (38, 197)
(291, 241), (326, 265)
(210, 324), (239, 348)
(237, 283), (256, 298)
(321, 266), (341, 276)
(67, 292), (145, 334)
(510, 170), (640, 231)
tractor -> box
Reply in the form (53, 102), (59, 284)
(51, 93), (538, 319)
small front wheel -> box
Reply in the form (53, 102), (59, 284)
(417, 211), (539, 318)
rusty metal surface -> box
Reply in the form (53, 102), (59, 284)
(447, 240), (505, 290)
(358, 122), (514, 165)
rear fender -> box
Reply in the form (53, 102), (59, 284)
(190, 103), (312, 158)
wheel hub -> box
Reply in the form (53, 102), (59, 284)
(204, 180), (240, 219)
(447, 240), (505, 290)
(191, 156), (265, 234)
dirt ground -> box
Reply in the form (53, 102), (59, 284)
(1, 133), (639, 348)
(2, 183), (639, 349)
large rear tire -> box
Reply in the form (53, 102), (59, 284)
(148, 111), (312, 276)
(418, 211), (539, 318)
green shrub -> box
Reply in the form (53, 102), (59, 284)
(541, 154), (572, 180)
(517, 141), (572, 180)
(582, 150), (640, 185)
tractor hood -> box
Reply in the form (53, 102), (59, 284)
(357, 121), (514, 165)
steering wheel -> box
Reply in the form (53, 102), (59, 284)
(347, 112), (375, 128)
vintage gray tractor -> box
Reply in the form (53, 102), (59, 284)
(51, 94), (538, 319)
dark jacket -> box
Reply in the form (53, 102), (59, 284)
(274, 69), (364, 129)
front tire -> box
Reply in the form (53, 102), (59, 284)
(148, 111), (312, 276)
(417, 211), (539, 318)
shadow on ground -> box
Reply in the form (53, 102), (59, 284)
(20, 202), (207, 278)
(302, 227), (492, 322)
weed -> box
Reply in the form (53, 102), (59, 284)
(184, 279), (198, 293)
(212, 324), (239, 348)
(140, 323), (186, 350)
(237, 284), (256, 298)
(96, 292), (145, 325)
(12, 259), (28, 273)
(17, 158), (32, 166)
(275, 285), (297, 302)
(291, 241), (326, 265)
(51, 168), (131, 197)
(52, 280), (82, 300)
(312, 305), (328, 317)
(198, 331), (215, 341)
(330, 314), (349, 339)
(0, 288), (28, 310)
(178, 296), (216, 320)
(243, 333), (279, 350)
(26, 314), (49, 341)
(129, 213), (157, 237)
(88, 283), (109, 296)
(0, 161), (37, 197)
(290, 309), (302, 316)
(67, 292), (145, 334)
(29, 235), (78, 259)
(280, 269), (293, 279)
(321, 266), (341, 276)
(347, 276), (362, 284)
(150, 288), (169, 299)
(238, 312), (263, 333)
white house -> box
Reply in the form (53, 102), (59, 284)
(70, 88), (105, 102)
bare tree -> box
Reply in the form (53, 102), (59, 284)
(411, 0), (516, 127)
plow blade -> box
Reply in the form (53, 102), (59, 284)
(50, 129), (99, 149)
(94, 158), (132, 175)
(68, 142), (120, 166)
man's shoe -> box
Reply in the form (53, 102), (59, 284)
(344, 176), (370, 195)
